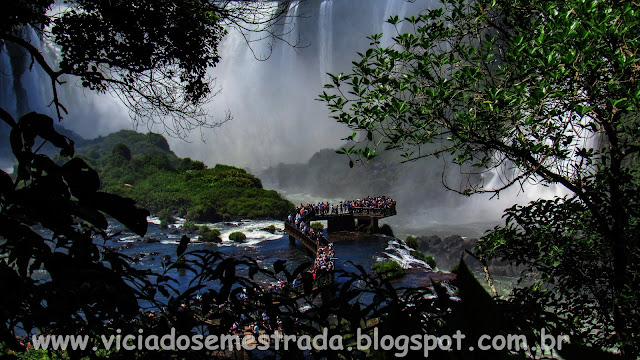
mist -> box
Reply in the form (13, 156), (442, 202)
(2, 0), (435, 169)
(1, 0), (568, 234)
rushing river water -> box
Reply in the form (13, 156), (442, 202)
(103, 217), (448, 296)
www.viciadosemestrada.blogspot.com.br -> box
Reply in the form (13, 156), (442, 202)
(30, 327), (569, 357)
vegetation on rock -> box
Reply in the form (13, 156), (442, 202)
(405, 235), (418, 250)
(60, 130), (295, 222)
(372, 260), (406, 280)
(412, 250), (436, 269)
(199, 228), (222, 243)
(321, 0), (640, 354)
(228, 231), (247, 243)
(310, 222), (324, 232)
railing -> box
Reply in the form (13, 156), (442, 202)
(284, 221), (328, 251)
(299, 205), (397, 219)
(350, 205), (396, 217)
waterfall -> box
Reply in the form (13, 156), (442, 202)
(1, 0), (577, 229)
(318, 0), (333, 85)
(0, 43), (15, 170)
(280, 0), (300, 76)
(382, 238), (433, 270)
(0, 44), (17, 118)
(1, 0), (440, 170)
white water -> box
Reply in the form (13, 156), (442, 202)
(318, 0), (333, 84)
(2, 1), (579, 233)
(145, 216), (284, 247)
(379, 237), (433, 270)
(2, 0), (438, 171)
(0, 44), (17, 117)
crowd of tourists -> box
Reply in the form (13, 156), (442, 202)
(313, 242), (335, 276)
(289, 195), (397, 219)
(286, 211), (325, 243)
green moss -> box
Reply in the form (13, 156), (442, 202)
(200, 228), (221, 243)
(229, 231), (246, 243)
(405, 235), (418, 250)
(372, 261), (406, 279)
(412, 250), (436, 268)
(311, 222), (324, 232)
(183, 220), (198, 232)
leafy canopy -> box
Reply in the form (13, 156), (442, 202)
(3, 0), (296, 137)
(319, 0), (640, 355)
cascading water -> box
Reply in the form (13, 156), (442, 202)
(381, 238), (433, 270)
(1, 0), (579, 232)
(0, 44), (17, 118)
(318, 0), (333, 84)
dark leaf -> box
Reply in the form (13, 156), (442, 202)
(273, 259), (287, 274)
(17, 112), (74, 156)
(0, 169), (13, 197)
(557, 342), (621, 360)
(81, 192), (149, 236)
(62, 157), (100, 199)
(177, 235), (190, 257)
(302, 271), (313, 296)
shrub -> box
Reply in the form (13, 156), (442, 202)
(310, 222), (324, 232)
(229, 231), (246, 243)
(160, 219), (168, 229)
(157, 208), (175, 224)
(412, 250), (436, 268)
(405, 235), (418, 250)
(266, 224), (276, 234)
(183, 221), (198, 232)
(372, 260), (405, 279)
(200, 228), (221, 243)
(112, 142), (132, 161)
(199, 225), (211, 233)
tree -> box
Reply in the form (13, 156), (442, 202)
(111, 142), (132, 161)
(319, 0), (640, 356)
(0, 1), (301, 356)
(3, 0), (297, 137)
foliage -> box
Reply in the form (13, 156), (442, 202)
(266, 224), (277, 234)
(178, 157), (206, 172)
(182, 220), (198, 232)
(199, 228), (221, 243)
(405, 235), (417, 250)
(3, 1), (299, 136)
(310, 222), (324, 232)
(228, 231), (246, 243)
(156, 208), (175, 224)
(111, 142), (131, 161)
(76, 131), (294, 221)
(320, 0), (640, 355)
(0, 111), (151, 356)
(412, 250), (436, 269)
(78, 130), (181, 161)
(0, 111), (595, 359)
(371, 260), (405, 280)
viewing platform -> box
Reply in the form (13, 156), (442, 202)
(284, 221), (328, 254)
(284, 202), (397, 254)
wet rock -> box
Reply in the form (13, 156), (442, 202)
(415, 234), (524, 277)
